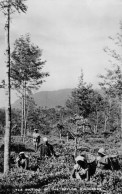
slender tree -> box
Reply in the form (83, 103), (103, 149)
(10, 34), (49, 137)
(99, 22), (122, 137)
(66, 70), (96, 118)
(0, 0), (27, 174)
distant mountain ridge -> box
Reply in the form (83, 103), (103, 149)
(12, 88), (73, 109)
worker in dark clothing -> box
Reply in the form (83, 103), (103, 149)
(39, 137), (56, 159)
(16, 152), (29, 170)
(72, 153), (96, 181)
(72, 155), (89, 180)
(97, 147), (120, 171)
(97, 148), (109, 170)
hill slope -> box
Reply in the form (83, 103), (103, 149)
(12, 88), (73, 109)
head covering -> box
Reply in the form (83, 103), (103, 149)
(43, 137), (48, 142)
(34, 129), (38, 132)
(19, 152), (25, 156)
(75, 155), (84, 162)
(74, 164), (79, 170)
(98, 148), (106, 156)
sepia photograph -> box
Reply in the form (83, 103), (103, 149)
(0, 0), (122, 193)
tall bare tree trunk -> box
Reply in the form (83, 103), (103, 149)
(4, 4), (11, 174)
(23, 83), (25, 137)
(24, 81), (26, 137)
(120, 94), (122, 138)
(21, 82), (25, 142)
(25, 104), (29, 135)
(104, 113), (108, 132)
(74, 137), (77, 158)
(95, 111), (98, 133)
(21, 93), (24, 137)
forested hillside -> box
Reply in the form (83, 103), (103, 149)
(12, 88), (73, 109)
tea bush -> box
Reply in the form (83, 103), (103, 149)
(0, 137), (122, 193)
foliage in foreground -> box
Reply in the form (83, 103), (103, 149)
(0, 169), (122, 194)
(0, 139), (122, 193)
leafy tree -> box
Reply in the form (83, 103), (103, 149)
(11, 34), (49, 91)
(0, 0), (27, 174)
(66, 69), (116, 134)
(108, 98), (120, 132)
(66, 70), (96, 118)
(27, 106), (51, 135)
(11, 108), (21, 135)
(99, 22), (122, 136)
(88, 91), (104, 133)
(10, 34), (49, 137)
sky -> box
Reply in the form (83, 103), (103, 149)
(0, 0), (122, 107)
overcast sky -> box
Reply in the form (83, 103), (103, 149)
(0, 0), (122, 107)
